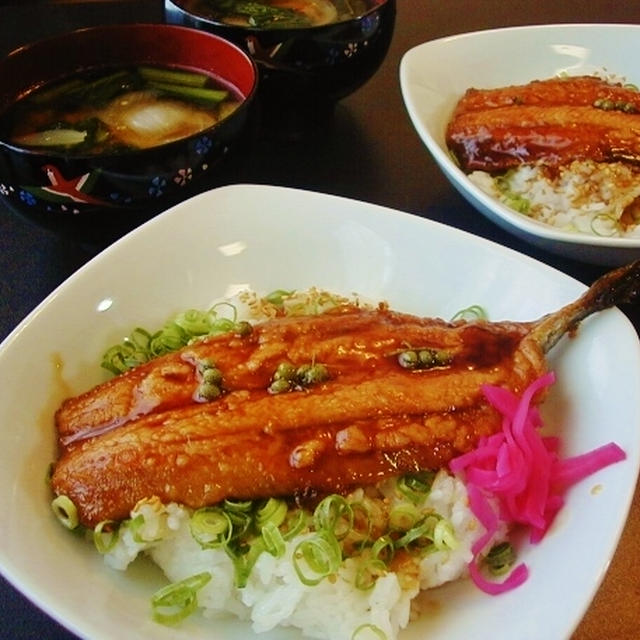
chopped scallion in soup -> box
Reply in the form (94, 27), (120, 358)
(0, 65), (242, 154)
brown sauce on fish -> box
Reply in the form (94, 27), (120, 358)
(446, 75), (640, 172)
(50, 260), (640, 528)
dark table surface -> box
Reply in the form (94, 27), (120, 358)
(1, 1), (639, 638)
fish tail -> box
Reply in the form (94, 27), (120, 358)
(531, 259), (640, 354)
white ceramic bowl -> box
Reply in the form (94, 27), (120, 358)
(400, 23), (640, 266)
(0, 184), (638, 639)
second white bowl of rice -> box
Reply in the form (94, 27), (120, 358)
(400, 23), (640, 266)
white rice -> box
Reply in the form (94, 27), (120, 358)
(102, 471), (486, 640)
(469, 159), (640, 238)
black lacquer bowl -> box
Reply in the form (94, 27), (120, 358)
(164, 0), (395, 111)
(0, 24), (257, 220)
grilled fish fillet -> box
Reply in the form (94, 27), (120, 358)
(51, 261), (640, 527)
(446, 75), (640, 172)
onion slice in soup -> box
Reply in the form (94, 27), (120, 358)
(97, 90), (218, 149)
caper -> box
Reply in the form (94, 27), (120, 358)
(433, 349), (452, 366)
(295, 363), (312, 382)
(197, 381), (222, 401)
(273, 361), (296, 382)
(197, 357), (217, 372)
(268, 378), (292, 395)
(298, 363), (329, 386)
(417, 349), (436, 367)
(397, 350), (419, 369)
(202, 366), (223, 385)
(235, 320), (253, 337)
(398, 348), (451, 370)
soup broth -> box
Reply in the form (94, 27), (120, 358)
(1, 64), (242, 154)
(190, 0), (379, 28)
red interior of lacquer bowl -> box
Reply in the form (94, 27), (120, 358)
(0, 23), (257, 108)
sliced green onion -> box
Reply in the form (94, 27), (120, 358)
(261, 521), (286, 557)
(93, 519), (119, 553)
(396, 471), (435, 504)
(494, 173), (531, 214)
(100, 302), (246, 374)
(26, 77), (85, 105)
(137, 65), (210, 88)
(255, 497), (288, 530)
(190, 507), (233, 548)
(227, 540), (263, 589)
(281, 508), (309, 541)
(151, 571), (211, 625)
(394, 515), (438, 551)
(148, 325), (188, 357)
(101, 327), (154, 374)
(174, 309), (215, 335)
(370, 535), (395, 565)
(13, 128), (87, 148)
(293, 531), (342, 586)
(314, 495), (353, 540)
(451, 304), (488, 322)
(209, 300), (239, 323)
(225, 509), (252, 542)
(590, 212), (619, 237)
(504, 192), (531, 214)
(484, 541), (516, 576)
(128, 513), (163, 544)
(264, 289), (294, 307)
(51, 495), (79, 530)
(148, 80), (228, 105)
(351, 623), (388, 639)
(354, 557), (387, 590)
(77, 69), (136, 105)
(388, 503), (420, 531)
(223, 499), (253, 513)
(433, 518), (458, 551)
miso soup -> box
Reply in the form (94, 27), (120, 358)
(0, 64), (242, 154)
(184, 0), (380, 29)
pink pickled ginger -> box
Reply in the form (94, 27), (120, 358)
(450, 371), (626, 594)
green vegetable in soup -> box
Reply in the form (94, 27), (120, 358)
(1, 64), (240, 154)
